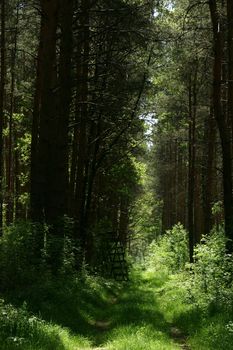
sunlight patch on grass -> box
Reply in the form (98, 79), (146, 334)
(105, 324), (180, 350)
(0, 324), (91, 350)
(188, 315), (233, 350)
(0, 299), (91, 350)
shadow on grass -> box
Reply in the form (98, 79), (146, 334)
(1, 285), (96, 345)
(92, 279), (173, 346)
(0, 335), (67, 350)
(2, 273), (176, 349)
(171, 306), (202, 335)
(173, 306), (233, 350)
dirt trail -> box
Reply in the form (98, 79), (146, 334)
(78, 275), (192, 350)
(170, 326), (191, 349)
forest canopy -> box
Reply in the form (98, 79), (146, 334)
(0, 0), (232, 271)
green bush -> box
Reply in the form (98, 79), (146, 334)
(0, 297), (91, 350)
(0, 221), (44, 290)
(145, 223), (189, 274)
(0, 299), (40, 344)
(0, 219), (79, 291)
(188, 228), (233, 313)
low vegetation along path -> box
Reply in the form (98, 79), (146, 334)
(81, 272), (190, 350)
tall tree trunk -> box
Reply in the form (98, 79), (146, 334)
(202, 110), (216, 234)
(173, 139), (178, 224)
(188, 71), (197, 262)
(46, 0), (73, 222)
(74, 0), (90, 252)
(209, 1), (233, 251)
(30, 19), (44, 222)
(227, 0), (233, 142)
(30, 0), (59, 269)
(31, 0), (73, 271)
(0, 0), (5, 233)
(31, 0), (59, 223)
(6, 2), (19, 224)
(69, 36), (82, 217)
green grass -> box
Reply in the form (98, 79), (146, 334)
(103, 270), (180, 350)
(1, 268), (233, 349)
(153, 270), (233, 350)
(0, 270), (181, 350)
(0, 304), (91, 350)
(0, 295), (91, 350)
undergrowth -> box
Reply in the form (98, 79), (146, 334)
(146, 223), (233, 350)
(0, 221), (116, 350)
(0, 221), (182, 350)
(0, 274), (113, 350)
(0, 298), (91, 350)
(0, 267), (182, 350)
(1, 221), (233, 349)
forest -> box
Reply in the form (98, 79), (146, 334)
(0, 0), (233, 349)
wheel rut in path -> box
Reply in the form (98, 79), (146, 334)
(170, 326), (191, 349)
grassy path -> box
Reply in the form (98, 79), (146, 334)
(78, 271), (188, 350)
(2, 269), (233, 349)
(0, 271), (192, 350)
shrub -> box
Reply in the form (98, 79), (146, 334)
(145, 223), (189, 274)
(0, 221), (44, 290)
(0, 298), (91, 350)
(0, 218), (79, 291)
(187, 228), (233, 313)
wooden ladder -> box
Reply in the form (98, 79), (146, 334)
(101, 231), (129, 281)
(109, 240), (128, 281)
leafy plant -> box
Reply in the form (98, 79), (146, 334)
(0, 221), (43, 290)
(187, 228), (233, 313)
(145, 223), (189, 274)
(0, 298), (91, 350)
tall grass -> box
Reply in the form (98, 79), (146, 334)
(145, 224), (233, 350)
(0, 298), (91, 350)
(1, 221), (233, 349)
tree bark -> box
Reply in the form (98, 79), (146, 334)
(46, 0), (73, 222)
(188, 71), (197, 262)
(0, 0), (5, 233)
(202, 110), (216, 234)
(227, 0), (233, 142)
(209, 1), (233, 251)
(74, 0), (90, 250)
(30, 16), (44, 222)
(30, 0), (59, 222)
(6, 2), (19, 224)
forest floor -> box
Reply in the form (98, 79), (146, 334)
(1, 269), (233, 349)
(0, 269), (190, 350)
(69, 270), (190, 350)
